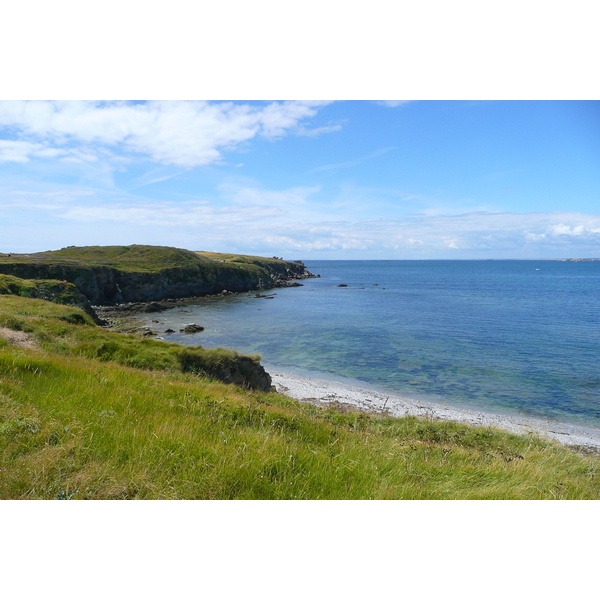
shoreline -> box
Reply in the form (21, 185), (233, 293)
(93, 282), (311, 328)
(269, 369), (600, 453)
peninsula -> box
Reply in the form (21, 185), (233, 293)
(0, 245), (315, 306)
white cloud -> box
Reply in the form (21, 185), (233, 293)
(0, 140), (62, 163)
(4, 182), (600, 258)
(0, 138), (104, 164)
(0, 100), (334, 167)
(230, 211), (600, 257)
(545, 223), (600, 237)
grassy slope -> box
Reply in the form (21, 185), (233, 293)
(1, 296), (599, 499)
(0, 245), (295, 274)
(0, 296), (267, 386)
(0, 245), (213, 272)
(0, 273), (86, 305)
(194, 251), (296, 267)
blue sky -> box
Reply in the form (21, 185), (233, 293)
(1, 100), (598, 259)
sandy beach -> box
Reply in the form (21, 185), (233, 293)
(269, 369), (600, 452)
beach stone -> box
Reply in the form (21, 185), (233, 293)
(180, 323), (204, 333)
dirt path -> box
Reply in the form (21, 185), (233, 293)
(0, 327), (38, 350)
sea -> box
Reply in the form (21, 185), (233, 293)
(140, 260), (600, 430)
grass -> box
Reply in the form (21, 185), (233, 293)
(0, 273), (88, 306)
(0, 244), (214, 272)
(195, 251), (295, 267)
(0, 245), (299, 274)
(0, 296), (267, 388)
(1, 295), (600, 499)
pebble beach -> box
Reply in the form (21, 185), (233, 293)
(270, 369), (600, 452)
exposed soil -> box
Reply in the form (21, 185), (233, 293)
(0, 327), (39, 350)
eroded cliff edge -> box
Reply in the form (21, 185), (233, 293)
(0, 245), (316, 306)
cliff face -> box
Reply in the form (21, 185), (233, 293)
(0, 246), (314, 305)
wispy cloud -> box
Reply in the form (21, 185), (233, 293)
(375, 101), (412, 108)
(129, 171), (180, 190)
(310, 146), (397, 173)
(235, 211), (600, 257)
(59, 202), (286, 226)
(216, 183), (321, 208)
(5, 189), (599, 258)
(295, 123), (343, 137)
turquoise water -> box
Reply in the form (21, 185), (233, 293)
(142, 260), (600, 429)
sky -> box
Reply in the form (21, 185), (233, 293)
(1, 99), (598, 259)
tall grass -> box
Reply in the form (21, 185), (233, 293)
(1, 296), (599, 499)
(1, 345), (599, 499)
(0, 296), (267, 388)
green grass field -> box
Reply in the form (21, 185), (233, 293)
(1, 294), (599, 499)
(0, 245), (296, 274)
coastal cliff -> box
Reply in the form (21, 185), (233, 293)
(0, 245), (315, 305)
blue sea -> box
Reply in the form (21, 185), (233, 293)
(143, 260), (600, 430)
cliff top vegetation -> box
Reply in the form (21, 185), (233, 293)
(0, 245), (301, 274)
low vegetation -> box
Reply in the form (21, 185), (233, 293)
(0, 273), (88, 306)
(194, 251), (301, 269)
(0, 245), (213, 273)
(0, 245), (307, 277)
(1, 293), (599, 499)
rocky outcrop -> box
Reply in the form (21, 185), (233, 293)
(0, 251), (315, 306)
(180, 324), (204, 333)
(213, 356), (272, 392)
(175, 347), (272, 392)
